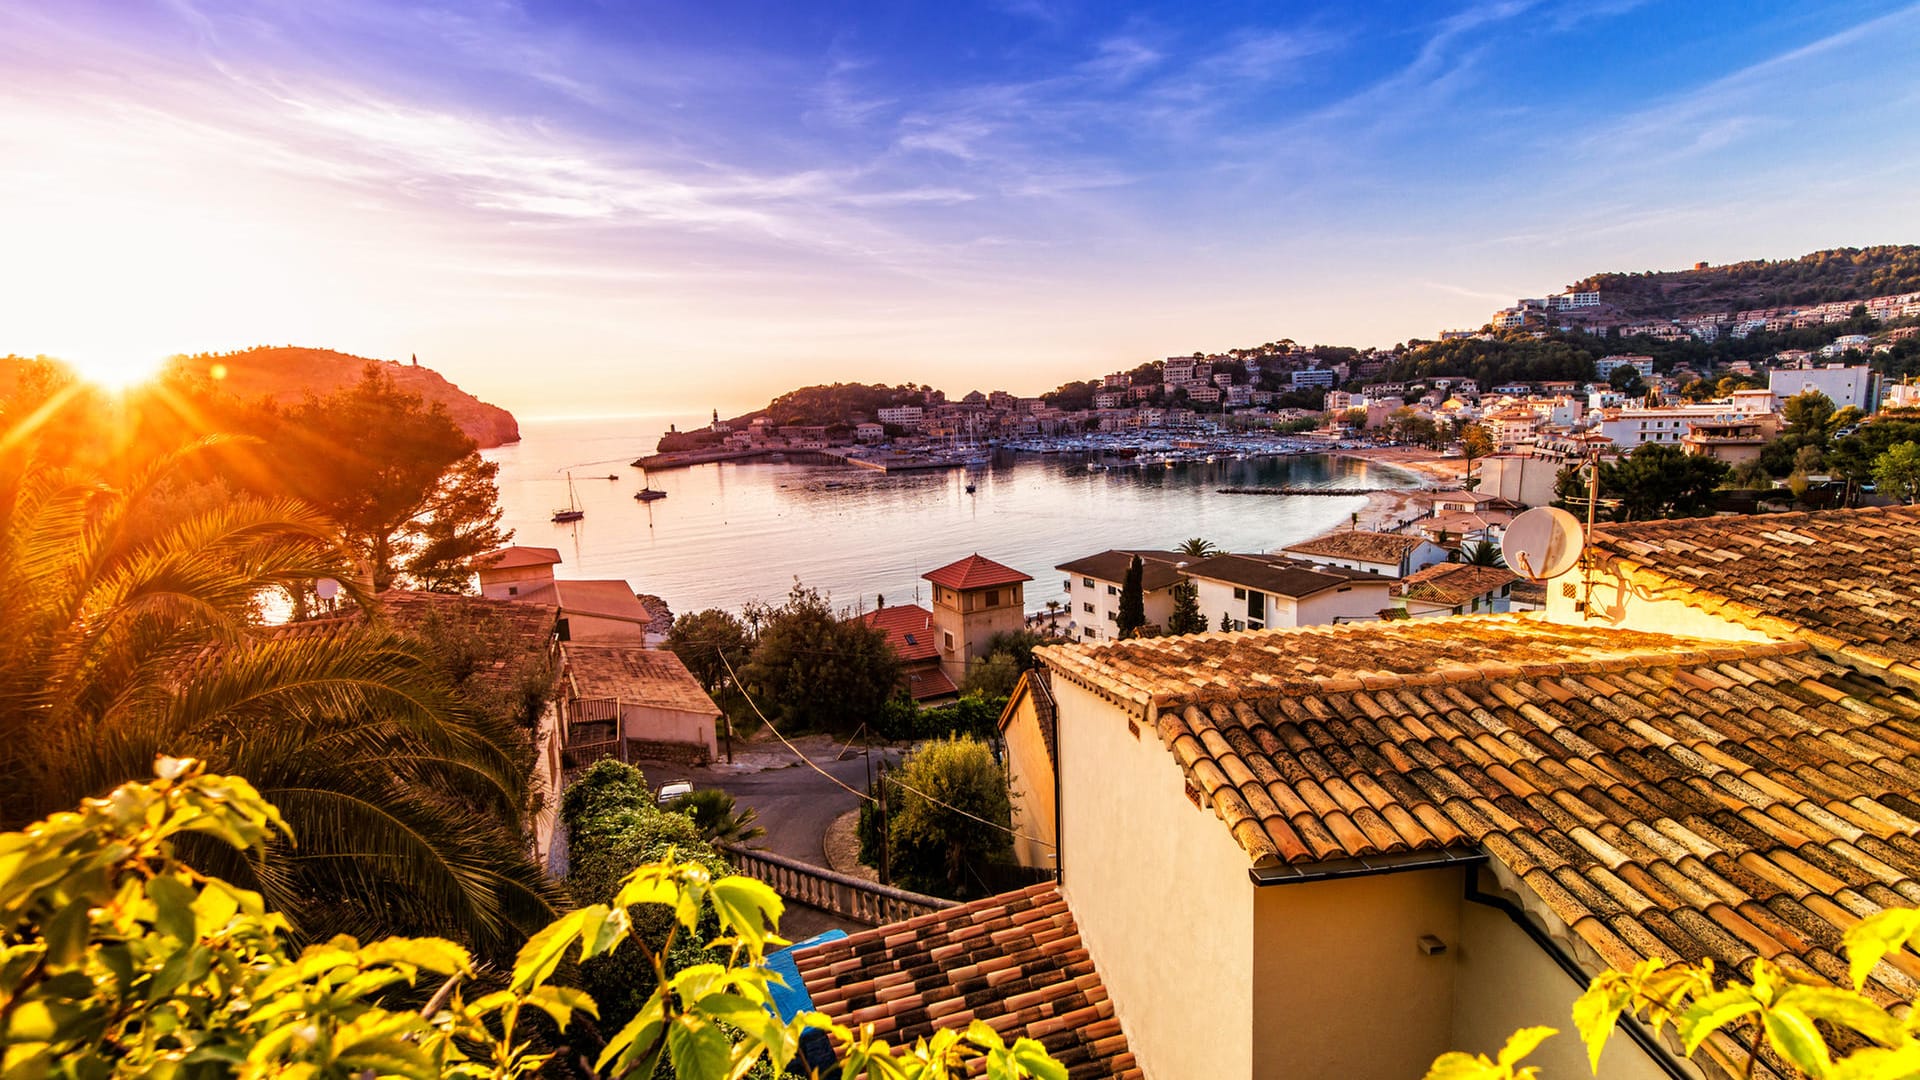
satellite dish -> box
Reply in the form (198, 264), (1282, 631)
(1501, 507), (1584, 581)
(315, 578), (341, 601)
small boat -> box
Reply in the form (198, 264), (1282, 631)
(552, 472), (585, 522)
(604, 474), (619, 480)
(965, 483), (977, 494)
(634, 488), (666, 502)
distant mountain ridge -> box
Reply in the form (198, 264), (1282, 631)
(166, 346), (520, 448)
(1569, 245), (1920, 320)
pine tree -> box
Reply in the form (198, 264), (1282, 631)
(1166, 579), (1207, 635)
(1117, 555), (1146, 639)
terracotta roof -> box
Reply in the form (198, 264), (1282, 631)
(794, 883), (1142, 1079)
(924, 554), (1033, 591)
(904, 666), (958, 701)
(1589, 506), (1920, 681)
(480, 545), (563, 570)
(515, 580), (654, 634)
(1283, 529), (1426, 565)
(1055, 551), (1187, 592)
(1391, 563), (1520, 607)
(862, 604), (941, 663)
(1180, 554), (1380, 600)
(562, 644), (720, 715)
(1038, 615), (1920, 1011)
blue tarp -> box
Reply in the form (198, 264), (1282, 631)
(763, 929), (848, 1022)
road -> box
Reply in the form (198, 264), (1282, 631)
(679, 741), (902, 866)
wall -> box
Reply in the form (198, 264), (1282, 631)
(1251, 868), (1460, 1079)
(1482, 454), (1566, 509)
(1543, 565), (1780, 645)
(1451, 902), (1674, 1080)
(1000, 687), (1056, 871)
(1063, 574), (1177, 642)
(1294, 582), (1394, 625)
(620, 703), (719, 760)
(1054, 680), (1257, 1080)
(479, 564), (556, 600)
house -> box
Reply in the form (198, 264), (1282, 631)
(1179, 553), (1391, 630)
(559, 642), (721, 765)
(1562, 504), (1920, 685)
(924, 554), (1032, 687)
(476, 545), (563, 599)
(1680, 418), (1770, 464)
(1056, 550), (1188, 642)
(479, 545), (660, 643)
(998, 603), (1920, 1079)
(1282, 529), (1449, 577)
(860, 603), (958, 702)
(1769, 364), (1872, 411)
(1390, 562), (1520, 617)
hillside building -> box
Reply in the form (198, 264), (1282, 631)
(924, 553), (1032, 687)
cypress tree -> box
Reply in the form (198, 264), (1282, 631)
(1166, 579), (1207, 635)
(1117, 555), (1146, 639)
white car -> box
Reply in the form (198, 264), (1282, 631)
(656, 780), (694, 805)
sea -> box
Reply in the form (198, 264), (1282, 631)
(482, 415), (1424, 619)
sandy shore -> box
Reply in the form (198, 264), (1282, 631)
(1331, 447), (1470, 532)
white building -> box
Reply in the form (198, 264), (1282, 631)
(1056, 550), (1187, 642)
(1822, 335), (1873, 358)
(1282, 530), (1450, 578)
(1290, 369), (1336, 388)
(1593, 355), (1655, 381)
(876, 405), (924, 426)
(1595, 404), (1781, 449)
(1546, 290), (1600, 310)
(1768, 364), (1872, 412)
(1180, 554), (1391, 631)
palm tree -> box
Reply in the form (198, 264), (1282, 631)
(1177, 537), (1219, 558)
(1462, 540), (1507, 568)
(665, 787), (766, 845)
(0, 419), (561, 961)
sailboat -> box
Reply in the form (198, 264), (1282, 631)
(552, 472), (585, 522)
(634, 464), (667, 502)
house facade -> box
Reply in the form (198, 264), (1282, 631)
(1180, 554), (1391, 631)
(924, 553), (1032, 687)
(1282, 529), (1450, 577)
(1056, 550), (1186, 641)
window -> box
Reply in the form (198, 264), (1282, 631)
(1248, 592), (1266, 621)
(1082, 626), (1097, 638)
(1083, 602), (1094, 614)
(507, 586), (518, 596)
(1105, 611), (1116, 622)
(985, 590), (1000, 607)
(942, 631), (955, 652)
(1232, 587), (1247, 600)
(1083, 577), (1094, 588)
(1107, 584), (1118, 595)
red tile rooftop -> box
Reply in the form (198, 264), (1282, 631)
(924, 553), (1033, 591)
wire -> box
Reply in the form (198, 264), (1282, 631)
(710, 645), (1056, 849)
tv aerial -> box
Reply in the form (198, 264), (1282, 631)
(1501, 507), (1584, 581)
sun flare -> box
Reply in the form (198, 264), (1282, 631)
(62, 351), (169, 392)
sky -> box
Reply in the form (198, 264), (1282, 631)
(2, 1), (1918, 417)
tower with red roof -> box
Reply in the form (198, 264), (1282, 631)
(922, 553), (1033, 687)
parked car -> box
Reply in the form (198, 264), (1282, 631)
(656, 779), (694, 805)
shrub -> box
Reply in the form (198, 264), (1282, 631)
(881, 736), (1014, 899)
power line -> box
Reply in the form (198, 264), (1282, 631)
(710, 646), (1055, 850)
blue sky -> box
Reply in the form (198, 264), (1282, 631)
(2, 1), (1917, 414)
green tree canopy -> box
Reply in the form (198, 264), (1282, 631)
(1597, 444), (1730, 521)
(1166, 579), (1208, 635)
(1874, 441), (1920, 503)
(666, 608), (753, 696)
(739, 584), (901, 733)
(883, 736), (1014, 898)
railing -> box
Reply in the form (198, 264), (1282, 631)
(717, 843), (957, 926)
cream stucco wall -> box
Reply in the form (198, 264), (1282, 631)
(1054, 680), (1257, 1080)
(1543, 566), (1779, 644)
(1452, 902), (1676, 1080)
(479, 564), (556, 599)
(1294, 582), (1395, 625)
(1251, 868), (1461, 1079)
(621, 704), (719, 758)
(1001, 688), (1057, 871)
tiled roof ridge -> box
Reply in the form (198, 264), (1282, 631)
(1036, 616), (1813, 712)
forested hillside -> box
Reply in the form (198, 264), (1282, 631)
(1574, 245), (1920, 318)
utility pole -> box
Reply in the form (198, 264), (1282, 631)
(876, 759), (891, 886)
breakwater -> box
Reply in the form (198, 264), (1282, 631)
(1217, 486), (1414, 496)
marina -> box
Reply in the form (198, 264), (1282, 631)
(485, 415), (1429, 618)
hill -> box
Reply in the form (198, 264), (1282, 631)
(1572, 245), (1920, 320)
(166, 347), (519, 448)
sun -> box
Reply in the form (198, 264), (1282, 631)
(62, 351), (169, 392)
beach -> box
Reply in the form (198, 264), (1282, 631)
(1333, 447), (1471, 531)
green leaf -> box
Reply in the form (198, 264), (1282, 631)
(523, 985), (598, 1031)
(1829, 1043), (1920, 1080)
(1009, 1037), (1069, 1080)
(147, 874), (198, 942)
(1765, 1006), (1834, 1077)
(1779, 986), (1907, 1047)
(1571, 978), (1633, 1074)
(510, 907), (598, 992)
(667, 1014), (731, 1080)
(710, 876), (783, 952)
(358, 937), (470, 976)
(1496, 1027), (1557, 1069)
(1677, 987), (1762, 1056)
(1846, 910), (1920, 990)
(597, 985), (667, 1074)
(1423, 1051), (1503, 1080)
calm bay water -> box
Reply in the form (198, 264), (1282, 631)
(483, 415), (1422, 617)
